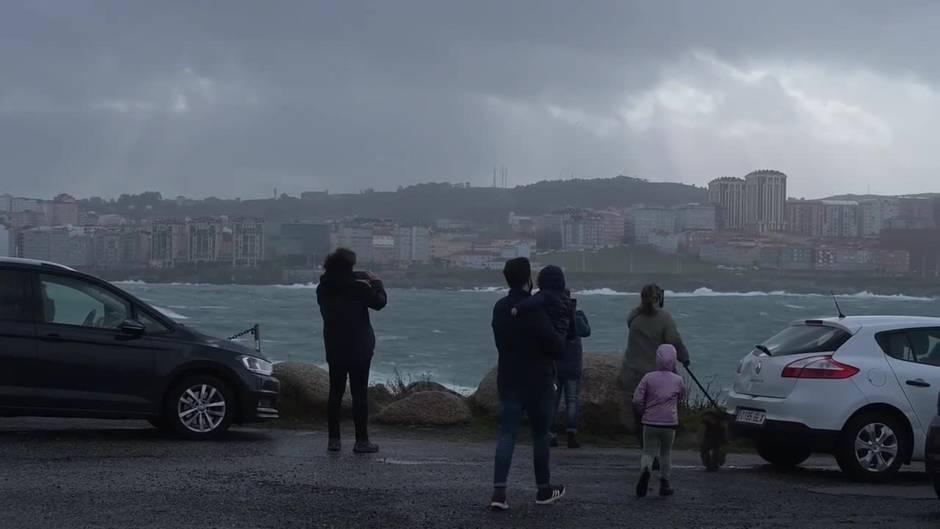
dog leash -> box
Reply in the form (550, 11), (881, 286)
(683, 364), (721, 409)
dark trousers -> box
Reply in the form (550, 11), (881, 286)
(327, 360), (371, 442)
(552, 375), (581, 434)
(493, 384), (555, 490)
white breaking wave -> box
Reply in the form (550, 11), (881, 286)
(274, 282), (318, 289)
(458, 286), (507, 293)
(572, 286), (933, 301)
(153, 306), (189, 320)
(837, 291), (934, 302)
(666, 287), (789, 297)
(112, 280), (147, 286)
(667, 288), (933, 301)
(573, 288), (630, 296)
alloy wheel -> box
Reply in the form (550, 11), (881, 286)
(177, 384), (227, 433)
(854, 422), (898, 473)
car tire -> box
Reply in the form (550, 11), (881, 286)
(755, 437), (812, 469)
(164, 375), (235, 440)
(835, 412), (907, 482)
(933, 474), (940, 499)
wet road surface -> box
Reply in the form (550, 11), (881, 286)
(0, 418), (937, 528)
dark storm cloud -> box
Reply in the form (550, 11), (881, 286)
(2, 0), (940, 199)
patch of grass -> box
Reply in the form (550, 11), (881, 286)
(386, 368), (434, 398)
(678, 373), (725, 436)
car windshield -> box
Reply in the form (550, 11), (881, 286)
(757, 324), (851, 357)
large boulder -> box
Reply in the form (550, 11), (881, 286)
(469, 368), (499, 416)
(469, 353), (634, 433)
(404, 380), (461, 397)
(273, 362), (351, 418)
(576, 353), (631, 433)
(376, 391), (472, 426)
(368, 383), (397, 407)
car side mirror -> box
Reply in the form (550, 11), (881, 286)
(119, 319), (146, 335)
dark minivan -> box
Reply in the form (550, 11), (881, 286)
(0, 257), (279, 439)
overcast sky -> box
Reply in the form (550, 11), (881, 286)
(2, 0), (940, 200)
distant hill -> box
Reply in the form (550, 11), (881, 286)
(80, 176), (707, 225)
(823, 192), (940, 201)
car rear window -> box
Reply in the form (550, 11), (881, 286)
(757, 324), (851, 356)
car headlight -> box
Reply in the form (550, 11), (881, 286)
(240, 356), (273, 376)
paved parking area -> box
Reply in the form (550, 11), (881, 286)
(0, 418), (937, 528)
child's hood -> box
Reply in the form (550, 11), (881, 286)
(536, 265), (566, 292)
(656, 344), (677, 372)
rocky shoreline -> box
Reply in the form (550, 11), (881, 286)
(274, 353), (654, 435)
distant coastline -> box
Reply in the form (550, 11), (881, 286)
(99, 266), (940, 298)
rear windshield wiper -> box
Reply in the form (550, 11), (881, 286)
(755, 344), (772, 356)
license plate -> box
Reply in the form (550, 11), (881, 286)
(736, 409), (766, 426)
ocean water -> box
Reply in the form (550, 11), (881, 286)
(118, 282), (940, 395)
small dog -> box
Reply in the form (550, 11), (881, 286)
(699, 408), (729, 471)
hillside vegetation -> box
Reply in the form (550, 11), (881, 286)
(80, 176), (707, 224)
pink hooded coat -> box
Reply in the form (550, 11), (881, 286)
(632, 344), (685, 427)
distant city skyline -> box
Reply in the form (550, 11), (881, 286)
(4, 172), (940, 204)
(4, 2), (940, 199)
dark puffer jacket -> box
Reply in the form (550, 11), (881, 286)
(556, 310), (591, 380)
(316, 272), (388, 366)
(513, 265), (572, 340)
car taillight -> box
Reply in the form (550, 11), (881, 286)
(781, 355), (859, 379)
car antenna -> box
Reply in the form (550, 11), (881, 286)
(830, 290), (846, 319)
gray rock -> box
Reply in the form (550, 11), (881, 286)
(470, 353), (634, 432)
(404, 380), (461, 397)
(376, 391), (472, 426)
(576, 353), (631, 433)
(469, 367), (499, 416)
(273, 362), (351, 418)
(369, 383), (396, 406)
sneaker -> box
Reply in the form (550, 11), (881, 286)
(567, 432), (580, 449)
(353, 441), (379, 454)
(327, 438), (341, 452)
(535, 485), (566, 505)
(659, 479), (674, 497)
(636, 470), (650, 498)
(490, 489), (509, 511)
(549, 435), (559, 448)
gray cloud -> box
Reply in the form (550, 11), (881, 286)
(2, 0), (940, 199)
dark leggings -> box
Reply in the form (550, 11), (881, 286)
(327, 360), (371, 442)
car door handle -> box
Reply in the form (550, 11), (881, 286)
(40, 333), (65, 343)
(906, 379), (931, 388)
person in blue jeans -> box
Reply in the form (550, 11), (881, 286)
(489, 258), (568, 510)
(551, 300), (591, 449)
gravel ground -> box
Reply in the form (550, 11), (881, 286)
(0, 418), (937, 529)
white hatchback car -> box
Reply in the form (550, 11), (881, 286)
(727, 315), (940, 481)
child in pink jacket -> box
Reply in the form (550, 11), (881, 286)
(632, 344), (685, 497)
